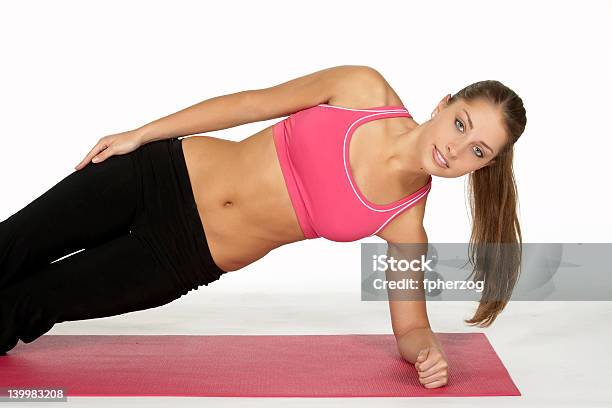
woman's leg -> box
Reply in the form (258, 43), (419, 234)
(0, 139), (227, 354)
(0, 231), (188, 353)
(0, 151), (138, 290)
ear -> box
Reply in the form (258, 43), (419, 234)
(484, 159), (496, 167)
(431, 93), (452, 118)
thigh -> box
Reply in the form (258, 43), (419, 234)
(0, 233), (187, 350)
(0, 151), (139, 288)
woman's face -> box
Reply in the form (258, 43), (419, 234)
(422, 96), (508, 178)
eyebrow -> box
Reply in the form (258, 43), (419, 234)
(463, 108), (494, 154)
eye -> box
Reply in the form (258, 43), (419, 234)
(455, 117), (485, 159)
(455, 118), (465, 133)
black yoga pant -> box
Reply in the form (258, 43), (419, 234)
(0, 138), (227, 353)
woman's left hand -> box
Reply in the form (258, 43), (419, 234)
(415, 346), (449, 388)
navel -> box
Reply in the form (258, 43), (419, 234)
(223, 200), (234, 208)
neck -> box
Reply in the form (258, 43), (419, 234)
(385, 124), (430, 187)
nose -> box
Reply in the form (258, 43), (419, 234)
(445, 142), (458, 159)
(446, 139), (470, 159)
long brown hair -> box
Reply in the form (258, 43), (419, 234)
(448, 80), (527, 327)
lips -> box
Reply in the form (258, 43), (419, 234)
(433, 146), (449, 168)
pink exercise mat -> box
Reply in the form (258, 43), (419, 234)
(0, 333), (520, 397)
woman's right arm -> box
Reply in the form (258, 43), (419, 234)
(383, 223), (450, 389)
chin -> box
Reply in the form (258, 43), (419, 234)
(428, 163), (458, 178)
(421, 162), (441, 177)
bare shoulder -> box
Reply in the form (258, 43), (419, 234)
(249, 65), (405, 121)
(328, 65), (407, 109)
(375, 197), (428, 243)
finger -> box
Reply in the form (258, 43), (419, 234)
(419, 363), (448, 381)
(418, 358), (441, 374)
(423, 378), (448, 389)
(75, 149), (96, 170)
(417, 348), (429, 363)
(75, 141), (107, 170)
(419, 370), (447, 386)
(88, 141), (111, 164)
(414, 351), (425, 371)
(92, 146), (113, 163)
(417, 350), (443, 373)
(418, 357), (448, 377)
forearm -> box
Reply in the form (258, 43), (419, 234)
(136, 90), (256, 144)
(396, 327), (443, 364)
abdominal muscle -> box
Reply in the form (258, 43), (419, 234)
(181, 125), (305, 273)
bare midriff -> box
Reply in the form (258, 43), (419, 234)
(181, 125), (306, 273)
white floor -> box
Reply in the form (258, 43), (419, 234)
(5, 287), (611, 408)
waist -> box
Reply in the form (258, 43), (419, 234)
(181, 133), (309, 270)
(130, 138), (227, 283)
(272, 122), (319, 239)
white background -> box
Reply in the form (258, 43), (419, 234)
(1, 0), (609, 293)
(0, 2), (611, 406)
(0, 1), (612, 290)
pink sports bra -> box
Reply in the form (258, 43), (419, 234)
(272, 103), (432, 242)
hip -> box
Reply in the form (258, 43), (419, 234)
(129, 138), (227, 285)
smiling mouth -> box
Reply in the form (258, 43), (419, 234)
(433, 145), (449, 168)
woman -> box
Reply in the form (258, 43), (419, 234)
(0, 65), (526, 389)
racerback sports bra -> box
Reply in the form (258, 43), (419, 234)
(272, 103), (432, 242)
